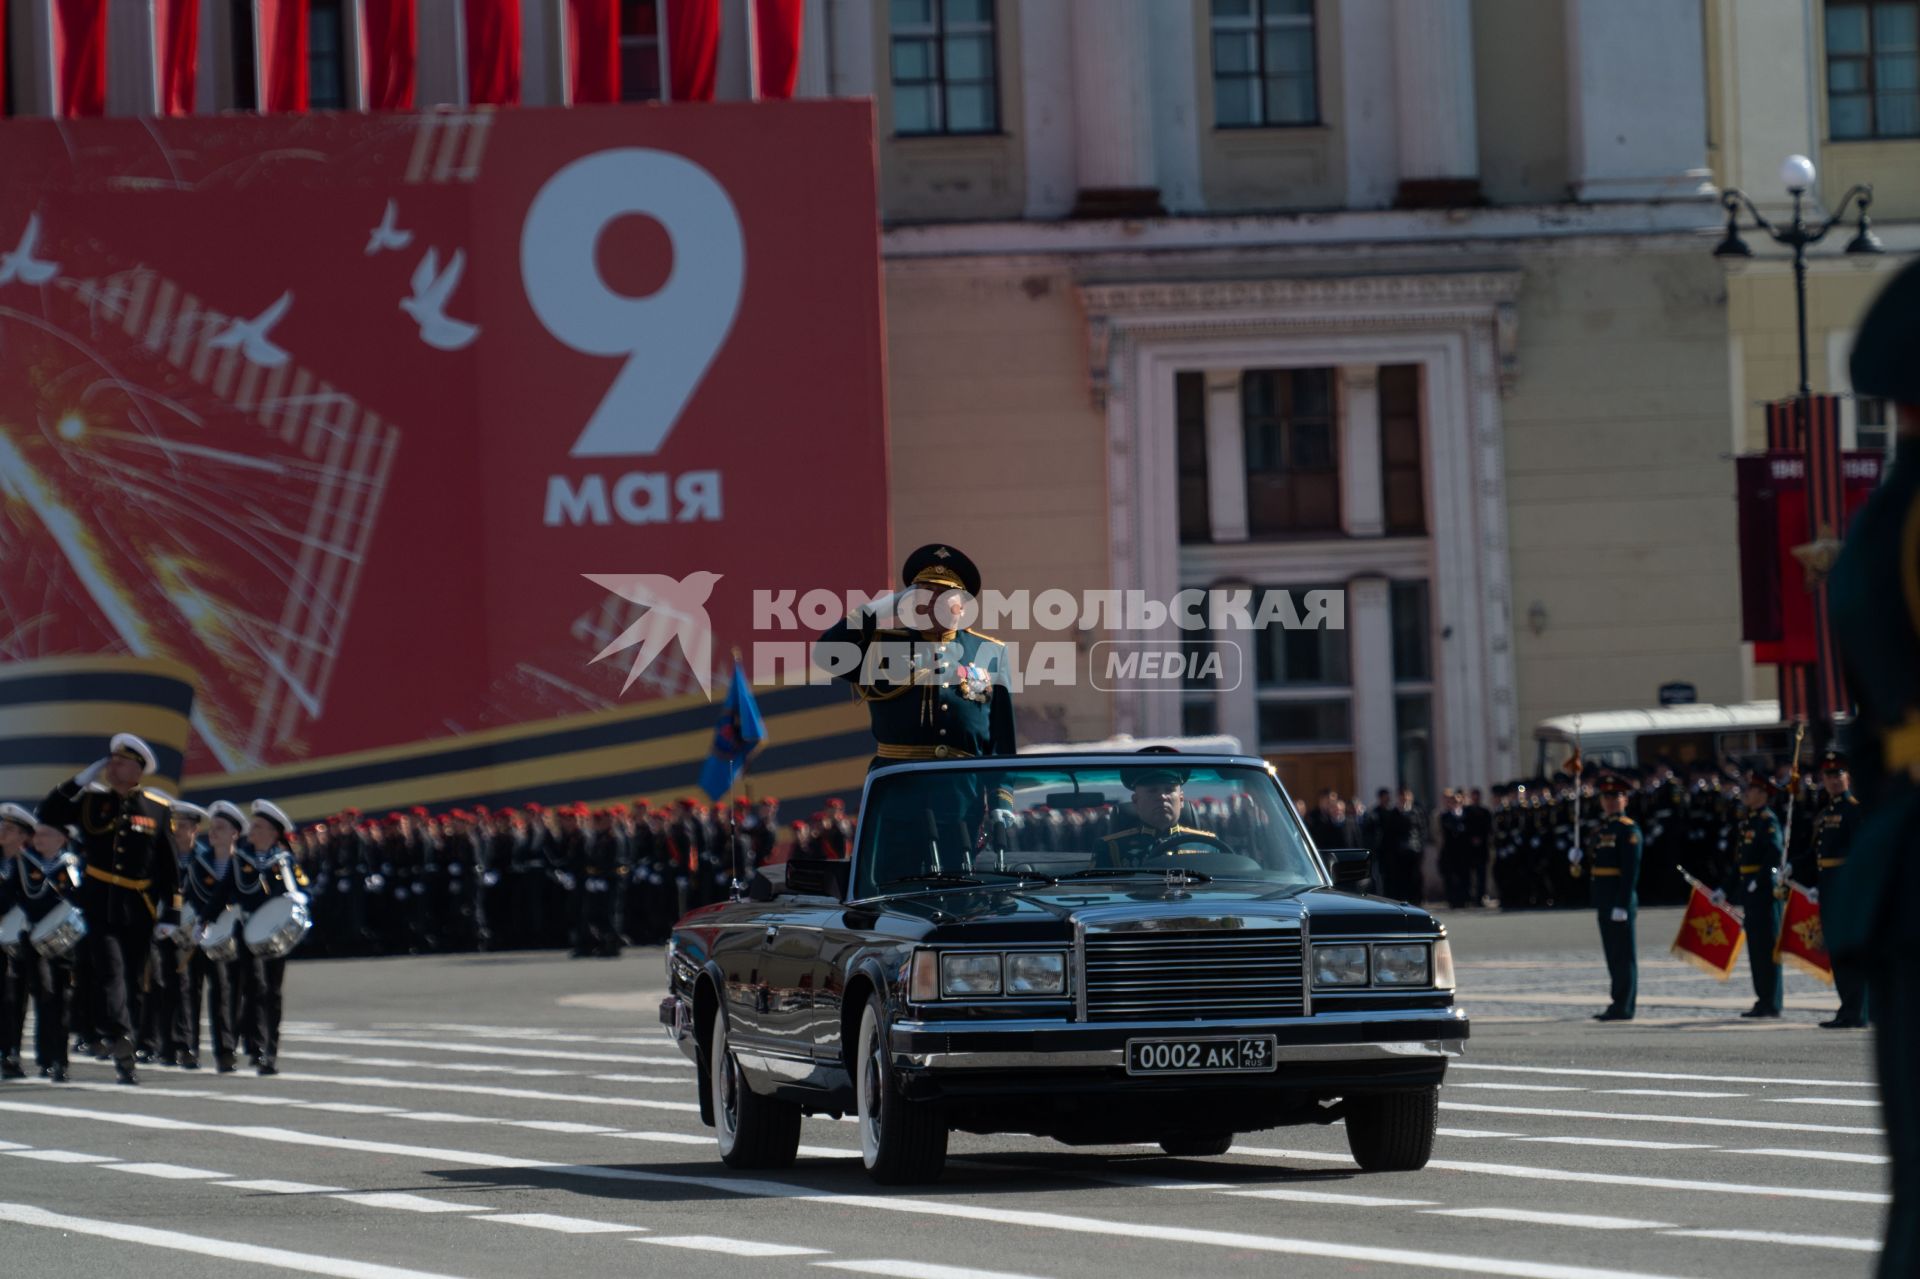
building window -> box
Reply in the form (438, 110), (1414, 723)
(1243, 368), (1339, 536)
(231, 0), (259, 110)
(1176, 372), (1213, 544)
(1210, 0), (1319, 128)
(890, 0), (999, 136)
(1390, 581), (1430, 684)
(621, 0), (663, 102)
(1379, 364), (1426, 536)
(308, 0), (348, 110)
(1391, 581), (1435, 805)
(1254, 585), (1351, 752)
(1827, 1), (1920, 139)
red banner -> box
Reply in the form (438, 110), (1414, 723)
(1672, 883), (1745, 979)
(258, 0), (311, 112)
(668, 0), (719, 101)
(54, 0), (108, 117)
(1774, 881), (1835, 984)
(464, 0), (522, 105)
(0, 105), (888, 812)
(363, 0), (418, 110)
(754, 0), (804, 100)
(156, 0), (202, 115)
(568, 0), (619, 103)
(1737, 448), (1881, 664)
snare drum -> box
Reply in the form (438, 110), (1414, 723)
(243, 896), (312, 959)
(0, 906), (26, 958)
(199, 905), (243, 962)
(28, 900), (87, 961)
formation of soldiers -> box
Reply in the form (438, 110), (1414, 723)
(282, 796), (856, 959)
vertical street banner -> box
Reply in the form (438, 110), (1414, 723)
(0, 104), (889, 816)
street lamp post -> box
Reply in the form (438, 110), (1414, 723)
(1713, 154), (1883, 748)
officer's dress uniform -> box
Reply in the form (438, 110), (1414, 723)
(1097, 817), (1219, 867)
(1811, 786), (1867, 1028)
(179, 835), (238, 1070)
(40, 749), (180, 1080)
(229, 840), (304, 1074)
(2, 843), (82, 1078)
(0, 814), (29, 1078)
(1731, 804), (1785, 1018)
(1589, 807), (1641, 1020)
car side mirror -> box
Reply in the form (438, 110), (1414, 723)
(1326, 848), (1372, 887)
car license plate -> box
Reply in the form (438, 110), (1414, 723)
(1124, 1035), (1277, 1076)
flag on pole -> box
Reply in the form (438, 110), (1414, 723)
(1774, 880), (1835, 985)
(697, 659), (765, 801)
(1671, 874), (1745, 980)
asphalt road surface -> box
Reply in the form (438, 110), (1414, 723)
(0, 907), (1885, 1279)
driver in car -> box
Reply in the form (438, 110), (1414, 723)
(1097, 757), (1219, 867)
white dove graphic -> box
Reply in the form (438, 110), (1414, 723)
(583, 571), (723, 699)
(0, 213), (60, 287)
(401, 248), (480, 351)
(205, 291), (293, 368)
(365, 199), (414, 255)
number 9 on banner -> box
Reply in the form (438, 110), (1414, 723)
(521, 149), (746, 459)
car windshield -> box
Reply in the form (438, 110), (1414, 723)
(851, 761), (1323, 899)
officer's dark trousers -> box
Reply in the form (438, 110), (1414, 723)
(1836, 956), (1870, 1024)
(0, 950), (24, 1062)
(180, 951), (235, 1060)
(1871, 952), (1920, 1279)
(243, 955), (286, 1064)
(31, 956), (70, 1068)
(1743, 895), (1784, 1014)
(1596, 910), (1637, 1015)
(84, 921), (153, 1058)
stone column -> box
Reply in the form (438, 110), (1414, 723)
(1564, 0), (1714, 201)
(1347, 576), (1398, 797)
(1068, 0), (1160, 217)
(1340, 365), (1385, 537)
(105, 0), (157, 115)
(1204, 370), (1249, 543)
(1391, 0), (1480, 207)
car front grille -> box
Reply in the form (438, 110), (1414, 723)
(1081, 928), (1306, 1022)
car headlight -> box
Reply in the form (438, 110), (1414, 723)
(1374, 943), (1432, 986)
(1005, 952), (1066, 996)
(1433, 938), (1456, 991)
(940, 952), (1003, 996)
(1312, 943), (1368, 986)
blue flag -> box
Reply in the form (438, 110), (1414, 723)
(697, 661), (766, 800)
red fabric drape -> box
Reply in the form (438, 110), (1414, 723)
(567, 0), (618, 104)
(667, 0), (718, 102)
(463, 0), (521, 105)
(753, 0), (802, 100)
(54, 0), (108, 117)
(363, 0), (417, 109)
(257, 0), (311, 112)
(155, 0), (201, 115)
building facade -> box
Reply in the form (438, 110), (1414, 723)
(8, 0), (1911, 800)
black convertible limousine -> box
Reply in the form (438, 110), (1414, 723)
(659, 751), (1467, 1184)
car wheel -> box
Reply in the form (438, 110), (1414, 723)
(856, 993), (947, 1184)
(1344, 1087), (1439, 1172)
(1158, 1134), (1235, 1158)
(711, 1008), (801, 1169)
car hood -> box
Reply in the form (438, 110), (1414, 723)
(877, 881), (1441, 942)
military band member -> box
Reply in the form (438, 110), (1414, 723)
(1809, 751), (1866, 1029)
(1097, 755), (1218, 867)
(1725, 772), (1785, 1019)
(0, 802), (31, 1079)
(6, 816), (84, 1081)
(140, 801), (206, 1065)
(182, 801), (245, 1072)
(1588, 773), (1642, 1022)
(234, 800), (304, 1076)
(39, 733), (180, 1085)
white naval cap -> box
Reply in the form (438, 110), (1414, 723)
(171, 800), (209, 825)
(0, 802), (35, 833)
(209, 800), (248, 831)
(251, 799), (294, 836)
(109, 732), (159, 775)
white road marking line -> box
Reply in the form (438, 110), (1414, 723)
(819, 1262), (1053, 1279)
(399, 1111), (499, 1124)
(1664, 1228), (1878, 1252)
(1514, 1137), (1715, 1152)
(593, 1072), (696, 1082)
(1733, 1147), (1890, 1165)
(366, 1023), (672, 1050)
(510, 1120), (623, 1134)
(1448, 1083), (1585, 1093)
(0, 1098), (1778, 1279)
(107, 1162), (234, 1180)
(291, 1051), (576, 1077)
(308, 1033), (648, 1065)
(299, 1102), (407, 1115)
(331, 1191), (483, 1214)
(607, 1130), (711, 1145)
(641, 1236), (829, 1257)
(1599, 1090), (1746, 1099)
(1424, 1208), (1674, 1231)
(1772, 1097), (1880, 1108)
(1442, 1101), (1881, 1136)
(1228, 1146), (1888, 1203)
(1224, 1188), (1439, 1208)
(267, 1071), (700, 1113)
(6, 1149), (118, 1163)
(0, 1202), (476, 1279)
(220, 1180), (348, 1194)
(1436, 1128), (1522, 1138)
(479, 1212), (647, 1234)
(0, 1140), (28, 1150)
(1451, 1062), (1875, 1089)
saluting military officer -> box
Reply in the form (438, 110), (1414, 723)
(40, 733), (180, 1085)
(1588, 773), (1642, 1022)
(1808, 751), (1867, 1029)
(1097, 752), (1219, 867)
(1726, 771), (1785, 1019)
(1825, 254), (1920, 1279)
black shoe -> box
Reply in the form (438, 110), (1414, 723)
(135, 1049), (157, 1065)
(1594, 1009), (1633, 1022)
(178, 1053), (200, 1070)
(48, 1065), (68, 1083)
(257, 1061), (278, 1077)
(1820, 1016), (1868, 1029)
(0, 1057), (24, 1080)
(1739, 1007), (1782, 1019)
(115, 1061), (140, 1086)
(216, 1054), (237, 1074)
(159, 1051), (178, 1067)
(38, 1064), (51, 1079)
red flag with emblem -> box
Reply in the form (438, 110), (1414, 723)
(1671, 876), (1744, 979)
(1774, 880), (1834, 985)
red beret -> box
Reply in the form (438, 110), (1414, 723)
(411, 806), (429, 817)
(526, 802), (545, 814)
(790, 820), (806, 830)
(634, 798), (651, 810)
(828, 798), (846, 810)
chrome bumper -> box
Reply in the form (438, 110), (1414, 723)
(901, 1039), (1463, 1070)
(659, 994), (695, 1061)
